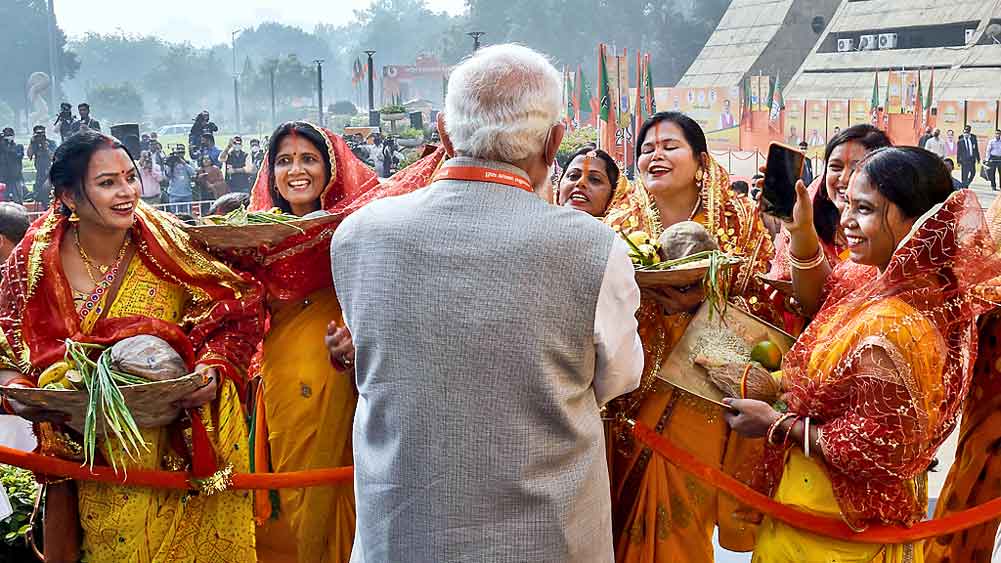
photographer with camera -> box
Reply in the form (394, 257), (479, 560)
(54, 102), (77, 143)
(220, 136), (253, 193)
(25, 125), (56, 206)
(0, 128), (25, 203)
(69, 103), (101, 135)
(188, 111), (219, 162)
(164, 144), (196, 214)
(137, 149), (164, 205)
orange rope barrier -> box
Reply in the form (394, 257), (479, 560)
(0, 443), (352, 490)
(631, 420), (1001, 544)
(3, 420), (1000, 543)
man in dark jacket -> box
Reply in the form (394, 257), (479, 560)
(957, 125), (980, 188)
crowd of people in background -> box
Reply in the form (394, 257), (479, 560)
(918, 124), (1001, 190)
(0, 104), (278, 216)
(0, 100), (427, 219)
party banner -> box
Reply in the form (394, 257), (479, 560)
(887, 71), (903, 114)
(966, 100), (999, 156)
(849, 99), (872, 126)
(804, 100), (827, 157)
(827, 100), (849, 142)
(901, 72), (919, 114)
(653, 86), (742, 150)
(937, 101), (966, 157)
(783, 100), (805, 147)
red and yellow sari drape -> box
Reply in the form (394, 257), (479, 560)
(0, 205), (265, 562)
(926, 195), (1001, 563)
(603, 156), (779, 562)
(245, 126), (445, 563)
(758, 190), (1001, 562)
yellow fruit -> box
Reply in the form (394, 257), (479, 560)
(751, 341), (783, 371)
(38, 361), (70, 387)
(627, 231), (652, 247)
(637, 244), (661, 264)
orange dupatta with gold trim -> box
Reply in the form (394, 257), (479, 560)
(602, 155), (779, 561)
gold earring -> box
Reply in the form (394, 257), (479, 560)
(68, 209), (80, 223)
(695, 168), (704, 183)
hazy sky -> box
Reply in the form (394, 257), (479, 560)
(55, 0), (466, 47)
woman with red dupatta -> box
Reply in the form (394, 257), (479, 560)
(721, 147), (1001, 562)
(0, 131), (265, 562)
(244, 122), (444, 563)
(926, 195), (1001, 563)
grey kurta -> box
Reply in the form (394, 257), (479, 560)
(332, 157), (616, 563)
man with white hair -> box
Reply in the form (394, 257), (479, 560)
(331, 44), (643, 562)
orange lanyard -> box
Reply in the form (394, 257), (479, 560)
(432, 165), (534, 193)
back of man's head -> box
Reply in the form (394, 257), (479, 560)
(443, 44), (561, 164)
(0, 203), (30, 261)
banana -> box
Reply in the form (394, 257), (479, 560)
(38, 361), (70, 388)
(627, 231), (651, 247)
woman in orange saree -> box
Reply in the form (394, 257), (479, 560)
(722, 147), (1001, 562)
(0, 131), (265, 562)
(244, 122), (444, 563)
(925, 195), (1001, 563)
(602, 112), (779, 563)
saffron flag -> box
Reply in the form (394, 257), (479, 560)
(352, 57), (364, 86)
(768, 74), (783, 132)
(913, 70), (924, 136)
(574, 64), (583, 126)
(563, 66), (575, 131)
(598, 43), (616, 152)
(644, 54), (656, 115)
(924, 69), (935, 128)
(741, 77), (753, 130)
(870, 71), (880, 126)
(882, 69), (891, 129)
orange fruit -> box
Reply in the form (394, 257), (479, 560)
(751, 340), (783, 370)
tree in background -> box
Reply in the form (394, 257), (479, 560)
(0, 0), (79, 128)
(33, 0), (733, 132)
(143, 44), (226, 122)
(67, 32), (168, 98)
(87, 83), (144, 125)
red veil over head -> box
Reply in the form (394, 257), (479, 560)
(246, 123), (446, 301)
(764, 189), (1001, 528)
(249, 122), (380, 214)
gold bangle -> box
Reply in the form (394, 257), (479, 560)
(789, 247), (826, 270)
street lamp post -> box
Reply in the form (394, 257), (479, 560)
(231, 29), (243, 132)
(314, 59), (325, 126)
(364, 50), (377, 113)
(467, 31), (485, 51)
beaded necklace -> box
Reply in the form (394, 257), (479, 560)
(74, 227), (131, 321)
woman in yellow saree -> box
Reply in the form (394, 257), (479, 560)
(720, 147), (1000, 562)
(0, 131), (265, 562)
(602, 112), (779, 562)
(245, 122), (445, 563)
